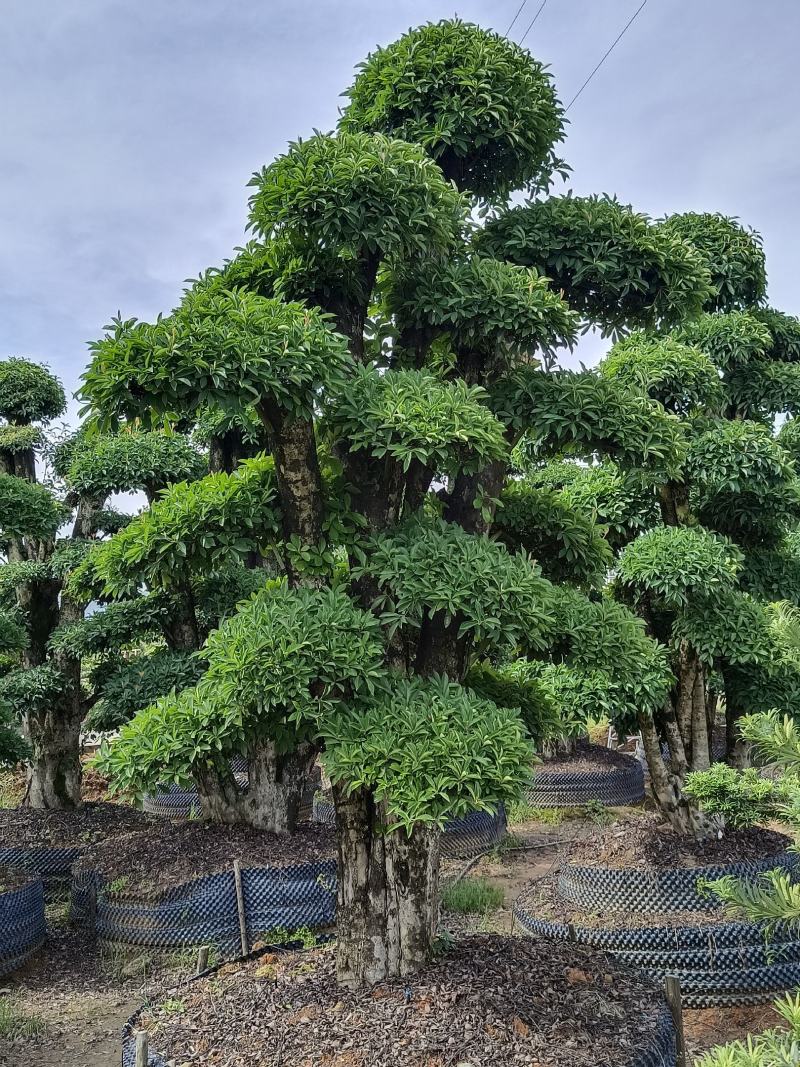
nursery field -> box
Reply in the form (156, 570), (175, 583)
(3, 13), (800, 1067)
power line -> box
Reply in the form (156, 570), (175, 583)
(519, 0), (548, 45)
(565, 0), (649, 112)
(505, 0), (528, 35)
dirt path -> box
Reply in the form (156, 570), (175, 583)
(0, 894), (188, 1067)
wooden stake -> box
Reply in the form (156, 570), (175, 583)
(196, 944), (210, 975)
(664, 976), (686, 1067)
(233, 859), (249, 956)
(135, 1029), (148, 1067)
(566, 923), (577, 943)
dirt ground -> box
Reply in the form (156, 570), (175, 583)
(0, 805), (791, 1065)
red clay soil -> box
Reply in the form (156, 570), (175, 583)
(139, 934), (669, 1067)
(566, 812), (790, 869)
(72, 821), (336, 897)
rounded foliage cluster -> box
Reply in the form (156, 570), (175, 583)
(81, 292), (353, 425)
(479, 195), (713, 332)
(463, 659), (563, 742)
(0, 474), (66, 541)
(321, 673), (534, 830)
(86, 649), (206, 733)
(521, 460), (659, 548)
(67, 431), (206, 496)
(339, 19), (565, 200)
(672, 310), (772, 370)
(247, 132), (466, 270)
(617, 525), (740, 607)
(326, 366), (507, 475)
(494, 481), (612, 587)
(688, 421), (793, 496)
(0, 358), (66, 424)
(492, 368), (681, 471)
(359, 518), (556, 653)
(751, 307), (800, 362)
(388, 255), (578, 361)
(601, 333), (722, 415)
(672, 588), (772, 667)
(0, 425), (43, 455)
(84, 456), (281, 595)
(658, 212), (767, 312)
(683, 763), (785, 830)
(725, 359), (800, 422)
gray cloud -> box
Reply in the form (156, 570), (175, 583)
(2, 0), (798, 408)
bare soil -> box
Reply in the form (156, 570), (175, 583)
(72, 820), (336, 897)
(0, 802), (154, 850)
(139, 934), (670, 1067)
(0, 866), (35, 892)
(566, 811), (790, 869)
(536, 740), (639, 776)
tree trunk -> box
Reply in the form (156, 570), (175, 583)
(333, 783), (440, 988)
(22, 695), (83, 808)
(540, 736), (579, 759)
(194, 742), (318, 832)
(638, 710), (719, 838)
(722, 669), (751, 769)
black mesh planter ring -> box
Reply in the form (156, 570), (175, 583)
(0, 844), (84, 884)
(558, 853), (800, 912)
(0, 878), (46, 976)
(312, 793), (507, 859)
(525, 758), (645, 808)
(76, 860), (337, 953)
(512, 906), (800, 1008)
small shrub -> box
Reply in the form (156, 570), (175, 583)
(683, 763), (784, 829)
(441, 877), (504, 914)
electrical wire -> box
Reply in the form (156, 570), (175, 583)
(519, 0), (548, 45)
(565, 0), (649, 112)
(505, 0), (528, 35)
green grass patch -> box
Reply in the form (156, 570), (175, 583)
(441, 877), (504, 915)
(0, 998), (46, 1040)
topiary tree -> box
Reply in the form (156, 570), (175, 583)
(81, 20), (716, 987)
(0, 361), (224, 808)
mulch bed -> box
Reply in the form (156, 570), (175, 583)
(517, 873), (733, 931)
(73, 821), (336, 897)
(0, 865), (36, 893)
(535, 740), (637, 777)
(566, 812), (791, 870)
(139, 934), (669, 1066)
(0, 801), (154, 849)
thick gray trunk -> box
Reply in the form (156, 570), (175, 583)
(23, 699), (82, 808)
(333, 784), (440, 989)
(639, 709), (718, 838)
(194, 742), (318, 832)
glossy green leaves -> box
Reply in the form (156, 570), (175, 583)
(0, 358), (66, 424)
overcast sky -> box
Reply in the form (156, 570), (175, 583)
(2, 0), (799, 421)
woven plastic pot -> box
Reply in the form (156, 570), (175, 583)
(0, 844), (84, 884)
(513, 901), (800, 1009)
(73, 860), (336, 952)
(558, 851), (799, 913)
(0, 876), (46, 976)
(312, 793), (507, 858)
(525, 748), (645, 808)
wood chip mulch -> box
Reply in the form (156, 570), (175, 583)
(535, 740), (637, 777)
(0, 801), (155, 849)
(565, 812), (791, 870)
(139, 934), (669, 1066)
(72, 820), (336, 897)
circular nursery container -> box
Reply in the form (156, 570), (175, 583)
(525, 741), (645, 808)
(0, 870), (46, 976)
(514, 813), (800, 1007)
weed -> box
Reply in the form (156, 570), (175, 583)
(506, 801), (573, 825)
(0, 998), (46, 1040)
(106, 875), (129, 894)
(584, 799), (614, 826)
(156, 998), (185, 1015)
(441, 877), (504, 915)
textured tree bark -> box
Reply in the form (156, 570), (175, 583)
(638, 710), (718, 838)
(722, 668), (752, 769)
(257, 404), (325, 588)
(333, 784), (440, 988)
(194, 742), (318, 832)
(22, 697), (83, 809)
(540, 736), (579, 759)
